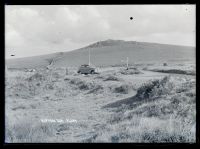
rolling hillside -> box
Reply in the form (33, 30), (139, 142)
(6, 39), (195, 69)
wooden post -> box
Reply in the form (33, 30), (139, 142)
(89, 48), (91, 66)
(126, 57), (129, 70)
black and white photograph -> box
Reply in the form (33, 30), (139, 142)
(5, 5), (196, 143)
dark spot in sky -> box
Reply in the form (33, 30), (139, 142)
(11, 55), (15, 56)
(130, 17), (133, 20)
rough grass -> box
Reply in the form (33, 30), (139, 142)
(5, 120), (56, 143)
(5, 118), (97, 143)
(150, 69), (195, 75)
(136, 76), (174, 99)
(86, 85), (104, 94)
(69, 78), (96, 90)
(26, 72), (46, 82)
(103, 75), (121, 81)
(94, 116), (195, 143)
(119, 67), (143, 75)
(100, 76), (196, 142)
(5, 67), (196, 143)
(110, 84), (131, 94)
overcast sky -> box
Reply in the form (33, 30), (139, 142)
(5, 5), (195, 59)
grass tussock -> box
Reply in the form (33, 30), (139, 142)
(69, 78), (95, 90)
(111, 84), (131, 94)
(104, 75), (121, 81)
(87, 85), (104, 94)
(136, 76), (173, 99)
(27, 73), (46, 82)
(119, 67), (143, 75)
(5, 121), (56, 143)
(69, 77), (105, 94)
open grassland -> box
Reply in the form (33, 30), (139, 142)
(5, 63), (196, 143)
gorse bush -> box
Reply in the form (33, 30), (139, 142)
(69, 78), (83, 85)
(113, 84), (130, 94)
(27, 73), (46, 82)
(87, 85), (104, 94)
(120, 68), (142, 75)
(104, 75), (120, 81)
(69, 78), (103, 91)
(136, 76), (174, 99)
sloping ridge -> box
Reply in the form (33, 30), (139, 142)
(6, 39), (195, 69)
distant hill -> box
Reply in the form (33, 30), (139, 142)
(6, 39), (195, 69)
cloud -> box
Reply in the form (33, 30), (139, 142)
(124, 32), (195, 46)
(5, 5), (195, 58)
(95, 5), (195, 37)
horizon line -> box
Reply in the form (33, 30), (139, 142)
(6, 39), (195, 60)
